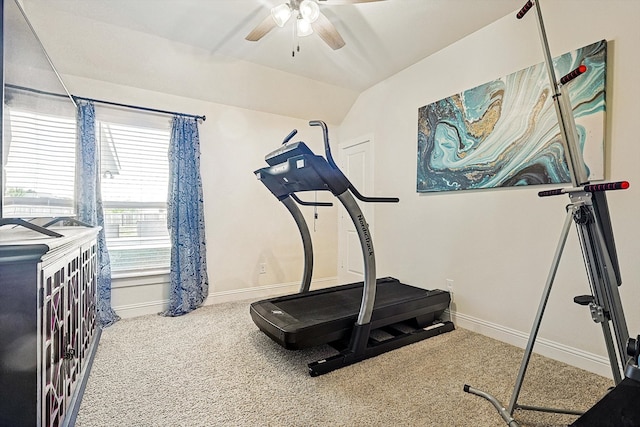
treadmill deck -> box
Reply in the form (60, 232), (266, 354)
(250, 277), (450, 349)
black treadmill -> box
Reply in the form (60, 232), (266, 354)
(251, 120), (454, 376)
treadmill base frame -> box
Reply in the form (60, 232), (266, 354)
(308, 320), (455, 376)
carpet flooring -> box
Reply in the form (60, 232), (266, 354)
(75, 301), (613, 426)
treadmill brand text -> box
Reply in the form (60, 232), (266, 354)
(357, 214), (373, 257)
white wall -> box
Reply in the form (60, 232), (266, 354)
(339, 0), (640, 377)
(65, 76), (339, 317)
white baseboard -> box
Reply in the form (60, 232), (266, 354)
(448, 309), (613, 379)
(113, 277), (339, 318)
(204, 277), (338, 306)
(114, 299), (169, 319)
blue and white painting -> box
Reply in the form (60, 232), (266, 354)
(417, 40), (606, 192)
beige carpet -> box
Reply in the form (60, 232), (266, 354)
(75, 300), (613, 426)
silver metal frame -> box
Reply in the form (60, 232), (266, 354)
(282, 196), (314, 293)
(465, 1), (630, 424)
(337, 191), (376, 325)
(533, 0), (586, 187)
(281, 190), (377, 325)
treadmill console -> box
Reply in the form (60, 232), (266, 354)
(265, 141), (315, 167)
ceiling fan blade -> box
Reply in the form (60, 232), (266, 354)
(317, 0), (386, 4)
(245, 14), (277, 42)
(312, 13), (346, 50)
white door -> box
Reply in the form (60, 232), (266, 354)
(338, 137), (374, 284)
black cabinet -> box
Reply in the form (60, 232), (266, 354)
(0, 226), (101, 427)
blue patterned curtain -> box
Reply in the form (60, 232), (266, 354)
(162, 116), (209, 316)
(76, 100), (120, 327)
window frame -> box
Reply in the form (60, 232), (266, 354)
(97, 118), (172, 276)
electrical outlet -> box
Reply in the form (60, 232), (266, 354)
(259, 263), (267, 274)
(446, 279), (454, 302)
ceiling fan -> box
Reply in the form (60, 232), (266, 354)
(245, 0), (385, 53)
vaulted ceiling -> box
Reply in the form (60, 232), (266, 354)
(19, 0), (519, 122)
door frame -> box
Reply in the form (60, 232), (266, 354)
(337, 133), (375, 284)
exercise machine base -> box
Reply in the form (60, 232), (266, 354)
(309, 320), (454, 376)
(250, 277), (451, 350)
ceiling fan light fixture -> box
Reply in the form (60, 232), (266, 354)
(296, 17), (314, 37)
(299, 0), (320, 23)
(271, 3), (292, 27)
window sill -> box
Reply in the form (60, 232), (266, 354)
(111, 268), (170, 280)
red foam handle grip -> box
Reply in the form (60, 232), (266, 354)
(517, 1), (533, 19)
(583, 181), (630, 193)
(560, 65), (587, 85)
(538, 188), (564, 197)
(538, 181), (629, 197)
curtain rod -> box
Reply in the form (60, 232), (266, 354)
(6, 84), (206, 122)
(75, 95), (206, 122)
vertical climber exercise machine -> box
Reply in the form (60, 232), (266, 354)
(463, 1), (631, 425)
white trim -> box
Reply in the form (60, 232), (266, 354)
(448, 309), (613, 379)
(111, 272), (170, 289)
(114, 299), (168, 318)
(112, 277), (338, 318)
(111, 268), (170, 281)
(337, 136), (375, 284)
(204, 277), (338, 306)
(340, 132), (374, 149)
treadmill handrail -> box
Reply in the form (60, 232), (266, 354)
(309, 120), (399, 204)
(349, 185), (399, 204)
(309, 120), (338, 169)
(290, 193), (333, 207)
(282, 129), (298, 145)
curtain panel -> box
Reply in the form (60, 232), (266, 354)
(76, 100), (120, 327)
(163, 116), (209, 316)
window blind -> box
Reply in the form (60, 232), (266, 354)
(3, 109), (76, 217)
(99, 121), (171, 273)
(3, 102), (172, 274)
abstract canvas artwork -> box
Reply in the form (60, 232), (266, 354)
(417, 40), (606, 192)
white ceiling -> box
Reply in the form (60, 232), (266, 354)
(26, 0), (519, 93)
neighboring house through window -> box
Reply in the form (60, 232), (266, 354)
(99, 121), (171, 274)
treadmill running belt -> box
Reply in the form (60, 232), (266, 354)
(250, 277), (450, 350)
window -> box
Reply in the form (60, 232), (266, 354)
(99, 121), (171, 274)
(3, 98), (172, 275)
(3, 107), (76, 217)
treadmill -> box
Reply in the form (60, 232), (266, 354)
(251, 120), (454, 376)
